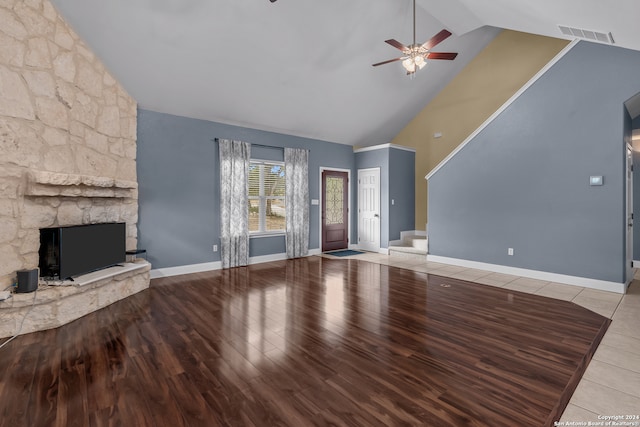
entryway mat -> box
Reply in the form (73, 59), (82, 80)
(325, 250), (364, 257)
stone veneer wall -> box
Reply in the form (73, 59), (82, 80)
(0, 0), (138, 288)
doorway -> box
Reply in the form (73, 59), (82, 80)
(321, 169), (349, 252)
(358, 168), (380, 252)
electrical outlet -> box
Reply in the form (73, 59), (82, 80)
(213, 245), (218, 252)
(508, 248), (514, 256)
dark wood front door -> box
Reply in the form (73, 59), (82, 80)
(322, 170), (348, 252)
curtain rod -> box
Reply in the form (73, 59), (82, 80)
(213, 138), (310, 152)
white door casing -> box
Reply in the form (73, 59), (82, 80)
(358, 168), (380, 252)
(626, 144), (633, 284)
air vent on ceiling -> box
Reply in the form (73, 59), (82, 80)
(558, 25), (614, 44)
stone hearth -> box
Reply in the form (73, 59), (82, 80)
(0, 261), (150, 338)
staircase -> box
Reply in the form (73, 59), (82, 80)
(388, 234), (427, 259)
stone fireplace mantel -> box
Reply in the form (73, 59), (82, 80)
(26, 171), (138, 198)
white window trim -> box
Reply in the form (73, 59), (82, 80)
(249, 159), (285, 236)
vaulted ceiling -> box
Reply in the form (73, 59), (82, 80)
(51, 0), (640, 146)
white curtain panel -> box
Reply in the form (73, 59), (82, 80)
(285, 148), (309, 258)
(219, 139), (250, 268)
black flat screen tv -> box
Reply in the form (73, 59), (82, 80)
(39, 222), (126, 279)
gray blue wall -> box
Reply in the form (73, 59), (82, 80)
(428, 41), (640, 283)
(355, 148), (389, 248)
(389, 148), (415, 241)
(355, 147), (415, 248)
(137, 109), (355, 269)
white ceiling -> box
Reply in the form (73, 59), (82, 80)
(50, 0), (640, 146)
(423, 0), (640, 53)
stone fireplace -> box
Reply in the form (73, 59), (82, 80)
(0, 0), (150, 337)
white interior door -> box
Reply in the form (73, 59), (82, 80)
(626, 144), (634, 283)
(358, 168), (380, 252)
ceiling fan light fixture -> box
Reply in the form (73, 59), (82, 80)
(402, 58), (416, 73)
(402, 50), (427, 73)
(371, 0), (457, 76)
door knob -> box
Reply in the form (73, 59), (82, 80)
(374, 214), (379, 218)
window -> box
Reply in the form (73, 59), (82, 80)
(248, 161), (285, 233)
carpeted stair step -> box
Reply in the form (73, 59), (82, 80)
(388, 234), (427, 258)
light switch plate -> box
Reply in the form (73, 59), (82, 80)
(311, 199), (319, 205)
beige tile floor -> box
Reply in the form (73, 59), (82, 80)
(321, 251), (640, 424)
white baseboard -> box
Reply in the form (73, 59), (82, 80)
(248, 253), (287, 265)
(427, 254), (626, 294)
(378, 248), (389, 255)
(151, 249), (322, 279)
(633, 260), (640, 269)
(150, 261), (222, 279)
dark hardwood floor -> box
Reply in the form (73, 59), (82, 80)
(0, 257), (609, 426)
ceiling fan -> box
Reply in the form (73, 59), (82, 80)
(372, 0), (458, 75)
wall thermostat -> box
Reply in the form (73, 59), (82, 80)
(589, 176), (603, 186)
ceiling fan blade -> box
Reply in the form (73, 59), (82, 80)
(385, 39), (408, 52)
(421, 29), (452, 50)
(426, 52), (458, 60)
(372, 57), (404, 67)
